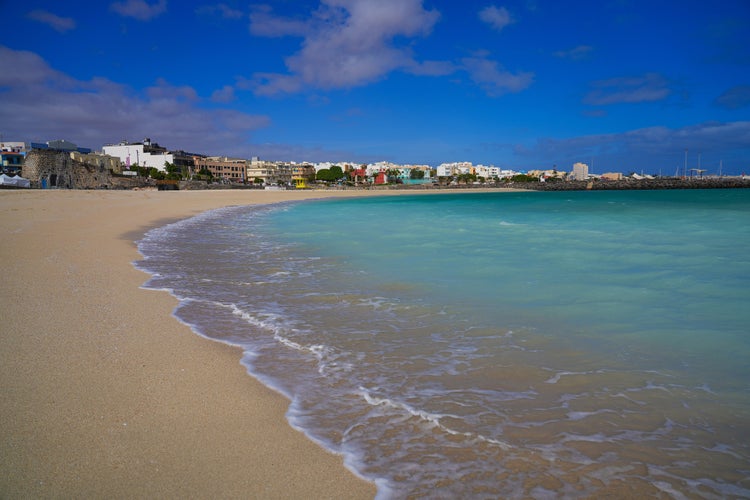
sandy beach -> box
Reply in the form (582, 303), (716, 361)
(0, 188), (392, 499)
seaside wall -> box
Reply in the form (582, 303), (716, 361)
(22, 150), (154, 189)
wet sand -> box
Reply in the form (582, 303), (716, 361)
(0, 189), (386, 499)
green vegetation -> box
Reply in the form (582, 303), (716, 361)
(316, 165), (345, 182)
(456, 173), (478, 184)
(149, 167), (165, 180)
(163, 162), (183, 181)
(508, 174), (537, 183)
(193, 167), (214, 181)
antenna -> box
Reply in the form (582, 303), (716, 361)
(684, 149), (688, 178)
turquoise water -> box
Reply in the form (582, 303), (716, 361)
(137, 189), (750, 498)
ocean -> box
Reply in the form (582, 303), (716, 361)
(136, 189), (750, 498)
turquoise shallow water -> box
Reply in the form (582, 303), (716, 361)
(137, 189), (750, 498)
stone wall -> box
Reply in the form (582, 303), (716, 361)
(23, 150), (110, 189)
(22, 150), (154, 189)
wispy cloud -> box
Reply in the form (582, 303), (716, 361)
(582, 108), (607, 118)
(554, 45), (593, 60)
(110, 0), (168, 21)
(405, 60), (457, 77)
(27, 10), (76, 33)
(713, 85), (750, 110)
(584, 73), (672, 105)
(196, 3), (244, 20)
(0, 46), (268, 155)
(210, 85), (236, 103)
(462, 51), (533, 97)
(478, 5), (514, 32)
(249, 0), (440, 95)
(513, 121), (750, 172)
(249, 4), (309, 37)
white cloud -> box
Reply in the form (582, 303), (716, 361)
(405, 60), (457, 77)
(462, 51), (533, 96)
(249, 0), (440, 94)
(211, 85), (236, 103)
(0, 46), (67, 87)
(554, 45), (593, 60)
(110, 0), (168, 21)
(0, 46), (268, 156)
(251, 73), (304, 97)
(247, 1), (531, 98)
(713, 85), (750, 110)
(249, 5), (309, 37)
(584, 73), (671, 105)
(196, 3), (244, 20)
(27, 10), (76, 33)
(478, 5), (514, 32)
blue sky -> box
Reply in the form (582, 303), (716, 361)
(2, 0), (749, 174)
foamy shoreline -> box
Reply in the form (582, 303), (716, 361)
(1, 186), (528, 497)
(0, 189), (400, 498)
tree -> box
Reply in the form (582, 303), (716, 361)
(149, 168), (165, 180)
(410, 169), (425, 180)
(164, 162), (183, 181)
(330, 165), (344, 181)
(385, 168), (402, 183)
(317, 166), (345, 183)
(130, 163), (149, 177)
(194, 167), (214, 181)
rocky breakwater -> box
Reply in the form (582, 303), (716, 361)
(519, 177), (750, 191)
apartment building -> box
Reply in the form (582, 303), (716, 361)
(571, 162), (589, 181)
(1, 146), (24, 174)
(194, 156), (247, 183)
(292, 163), (316, 184)
(246, 158), (293, 185)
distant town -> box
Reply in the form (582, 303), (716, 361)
(1, 137), (748, 191)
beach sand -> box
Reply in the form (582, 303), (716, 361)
(0, 189), (387, 499)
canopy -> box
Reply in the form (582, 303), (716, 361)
(0, 174), (30, 188)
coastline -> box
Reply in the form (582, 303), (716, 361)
(2, 187), (745, 497)
(0, 189), (409, 498)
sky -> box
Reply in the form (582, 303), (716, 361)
(1, 0), (749, 174)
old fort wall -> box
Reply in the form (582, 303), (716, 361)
(22, 150), (153, 189)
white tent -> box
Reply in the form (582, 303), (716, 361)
(0, 174), (31, 188)
(12, 175), (31, 188)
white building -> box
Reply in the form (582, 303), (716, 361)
(247, 158), (293, 185)
(571, 162), (589, 181)
(437, 161), (474, 177)
(0, 141), (27, 153)
(103, 138), (173, 171)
